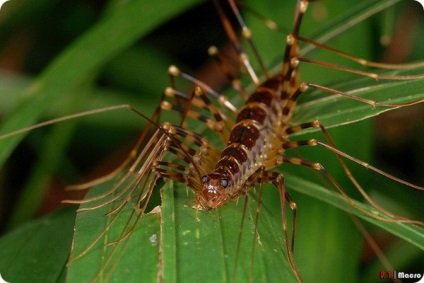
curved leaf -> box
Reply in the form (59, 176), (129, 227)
(292, 71), (424, 132)
(0, 208), (75, 283)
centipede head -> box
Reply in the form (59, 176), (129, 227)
(197, 173), (230, 209)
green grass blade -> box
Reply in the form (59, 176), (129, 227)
(0, 0), (202, 167)
(284, 173), (424, 249)
(6, 84), (92, 228)
(292, 72), (424, 132)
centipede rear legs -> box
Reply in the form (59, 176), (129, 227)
(261, 171), (299, 281)
(232, 167), (300, 282)
(281, 119), (424, 226)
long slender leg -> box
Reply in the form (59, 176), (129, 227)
(60, 87), (229, 193)
(282, 120), (423, 226)
(238, 167), (302, 282)
(152, 88), (232, 142)
(231, 193), (250, 283)
(208, 46), (249, 100)
(232, 4), (424, 72)
(66, 123), (218, 209)
(67, 131), (168, 264)
(68, 122), (219, 269)
(168, 65), (238, 114)
(260, 170), (301, 283)
(68, 85), (230, 239)
(298, 57), (424, 81)
(64, 128), (168, 206)
(212, 0), (262, 85)
(296, 35), (424, 70)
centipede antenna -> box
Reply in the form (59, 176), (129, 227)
(297, 36), (424, 70)
(298, 57), (424, 80)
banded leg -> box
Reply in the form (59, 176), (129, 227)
(67, 122), (219, 267)
(208, 46), (248, 100)
(296, 35), (424, 70)
(154, 123), (222, 189)
(61, 89), (231, 193)
(259, 170), (300, 283)
(298, 57), (424, 81)
(236, 3), (424, 74)
(168, 65), (238, 114)
(162, 65), (253, 145)
(231, 167), (301, 282)
(65, 63), (241, 192)
(151, 87), (231, 140)
(212, 0), (264, 85)
(282, 120), (424, 226)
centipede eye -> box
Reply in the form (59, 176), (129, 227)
(201, 175), (209, 183)
(221, 179), (228, 188)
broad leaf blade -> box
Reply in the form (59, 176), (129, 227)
(0, 208), (75, 283)
(71, 181), (298, 283)
(69, 173), (423, 282)
(67, 179), (160, 283)
(161, 182), (297, 283)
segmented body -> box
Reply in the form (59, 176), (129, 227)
(198, 76), (290, 208)
(194, 0), (308, 210)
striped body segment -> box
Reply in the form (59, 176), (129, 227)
(197, 76), (296, 208)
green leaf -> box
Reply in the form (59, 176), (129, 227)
(68, 172), (423, 282)
(67, 180), (160, 283)
(160, 183), (297, 283)
(68, 181), (299, 283)
(0, 208), (75, 283)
